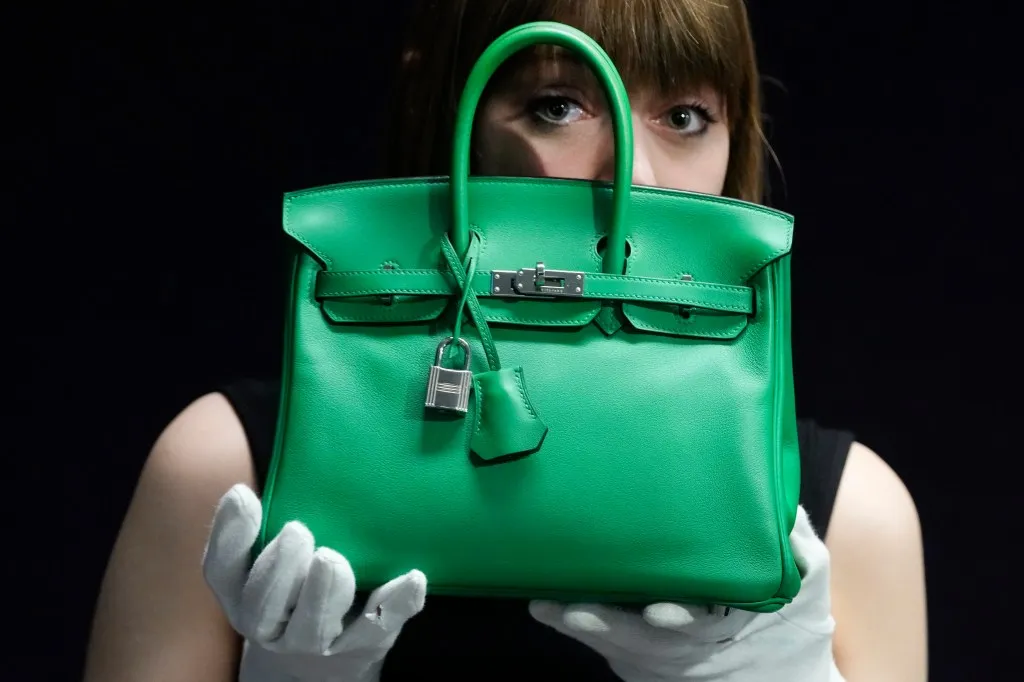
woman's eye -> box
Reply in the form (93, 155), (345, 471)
(529, 96), (585, 126)
(664, 105), (711, 135)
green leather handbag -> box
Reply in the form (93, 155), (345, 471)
(258, 21), (802, 612)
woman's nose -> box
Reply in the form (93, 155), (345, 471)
(595, 119), (657, 187)
(630, 141), (657, 186)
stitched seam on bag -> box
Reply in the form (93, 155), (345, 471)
(483, 314), (597, 325)
(323, 300), (445, 322)
(325, 269), (450, 277)
(625, 314), (745, 338)
(321, 288), (451, 296)
(325, 311), (443, 322)
(513, 368), (539, 420)
(590, 273), (746, 294)
(321, 290), (745, 310)
(474, 225), (488, 262)
(473, 378), (484, 436)
(630, 321), (744, 338)
(321, 276), (747, 309)
(326, 316), (437, 322)
(599, 292), (748, 311)
(321, 288), (742, 313)
(308, 243), (780, 298)
(324, 305), (595, 326)
(324, 271), (745, 292)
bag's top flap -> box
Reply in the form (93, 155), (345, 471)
(284, 176), (793, 282)
(285, 177), (792, 334)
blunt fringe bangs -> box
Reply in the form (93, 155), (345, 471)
(386, 0), (765, 202)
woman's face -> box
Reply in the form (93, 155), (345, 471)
(476, 51), (730, 194)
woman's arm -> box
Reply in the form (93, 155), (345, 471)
(83, 393), (256, 682)
(827, 441), (928, 682)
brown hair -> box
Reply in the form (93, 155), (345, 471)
(384, 0), (766, 203)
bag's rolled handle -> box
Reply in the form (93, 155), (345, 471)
(450, 21), (634, 275)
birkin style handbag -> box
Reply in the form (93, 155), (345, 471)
(257, 21), (802, 612)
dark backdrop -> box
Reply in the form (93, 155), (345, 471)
(13, 2), (1020, 680)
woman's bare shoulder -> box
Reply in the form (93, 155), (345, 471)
(83, 392), (256, 682)
(827, 441), (927, 681)
(146, 391), (257, 492)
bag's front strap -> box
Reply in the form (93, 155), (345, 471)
(316, 269), (754, 315)
(438, 235), (502, 371)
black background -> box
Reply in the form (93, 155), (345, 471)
(13, 1), (1021, 679)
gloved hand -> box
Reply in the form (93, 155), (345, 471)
(202, 484), (426, 682)
(529, 506), (844, 681)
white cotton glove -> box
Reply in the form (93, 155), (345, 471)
(529, 506), (845, 682)
(202, 484), (426, 682)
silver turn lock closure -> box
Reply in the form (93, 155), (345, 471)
(425, 337), (472, 414)
(491, 260), (585, 298)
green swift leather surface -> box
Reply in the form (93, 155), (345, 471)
(259, 22), (802, 612)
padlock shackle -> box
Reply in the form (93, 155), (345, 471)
(435, 336), (472, 370)
(450, 22), (633, 275)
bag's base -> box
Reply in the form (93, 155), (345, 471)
(382, 582), (794, 613)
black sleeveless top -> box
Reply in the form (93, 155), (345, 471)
(220, 378), (853, 680)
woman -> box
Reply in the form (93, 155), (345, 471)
(82, 1), (928, 680)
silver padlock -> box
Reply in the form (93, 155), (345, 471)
(425, 337), (472, 414)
